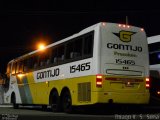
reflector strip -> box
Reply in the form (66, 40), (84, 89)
(105, 77), (143, 82)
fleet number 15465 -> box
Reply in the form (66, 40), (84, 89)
(70, 62), (91, 73)
(115, 59), (135, 65)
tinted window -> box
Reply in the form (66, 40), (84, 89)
(50, 47), (58, 64)
(57, 45), (65, 63)
(11, 62), (16, 75)
(66, 38), (82, 60)
(14, 31), (94, 72)
(83, 34), (93, 56)
(6, 63), (11, 74)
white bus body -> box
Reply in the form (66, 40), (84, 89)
(3, 22), (149, 112)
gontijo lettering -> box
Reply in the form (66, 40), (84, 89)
(37, 68), (59, 79)
(107, 43), (142, 52)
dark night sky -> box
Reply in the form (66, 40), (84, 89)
(0, 0), (160, 73)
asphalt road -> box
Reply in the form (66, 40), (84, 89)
(0, 105), (160, 120)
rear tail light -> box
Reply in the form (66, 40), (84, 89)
(145, 77), (150, 89)
(96, 74), (103, 87)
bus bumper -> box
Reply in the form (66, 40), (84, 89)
(96, 91), (150, 104)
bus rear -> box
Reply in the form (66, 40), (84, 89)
(96, 23), (150, 104)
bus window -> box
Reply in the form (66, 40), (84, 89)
(11, 62), (16, 75)
(39, 49), (52, 67)
(74, 38), (82, 58)
(83, 34), (93, 57)
(15, 60), (24, 73)
(66, 41), (74, 59)
(19, 61), (24, 73)
(28, 58), (33, 70)
(16, 61), (20, 74)
(6, 63), (11, 74)
(16, 61), (25, 74)
(39, 54), (48, 68)
(23, 59), (29, 72)
(57, 45), (64, 63)
(23, 55), (39, 71)
(50, 47), (58, 64)
(31, 55), (38, 69)
(66, 38), (82, 60)
(46, 49), (52, 66)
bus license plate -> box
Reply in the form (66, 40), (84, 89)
(125, 82), (134, 87)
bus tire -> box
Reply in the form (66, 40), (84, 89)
(62, 90), (72, 113)
(50, 91), (61, 112)
(42, 105), (47, 111)
(11, 93), (19, 109)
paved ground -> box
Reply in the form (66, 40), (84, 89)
(0, 104), (160, 120)
(0, 105), (111, 120)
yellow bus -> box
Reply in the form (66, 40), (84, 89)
(3, 22), (150, 112)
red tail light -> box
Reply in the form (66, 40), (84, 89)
(146, 77), (150, 89)
(96, 74), (103, 87)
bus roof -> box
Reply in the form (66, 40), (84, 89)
(8, 22), (143, 63)
(148, 35), (160, 44)
(8, 22), (102, 63)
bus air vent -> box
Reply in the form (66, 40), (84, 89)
(78, 82), (91, 102)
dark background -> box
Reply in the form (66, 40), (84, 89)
(0, 0), (160, 73)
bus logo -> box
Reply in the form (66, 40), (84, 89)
(114, 31), (136, 42)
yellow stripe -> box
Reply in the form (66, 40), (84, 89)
(26, 73), (36, 103)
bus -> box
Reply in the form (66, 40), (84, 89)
(148, 35), (160, 103)
(3, 22), (150, 112)
(0, 73), (5, 104)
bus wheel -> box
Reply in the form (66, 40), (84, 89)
(62, 91), (72, 113)
(42, 105), (47, 111)
(12, 94), (19, 109)
(50, 91), (61, 112)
